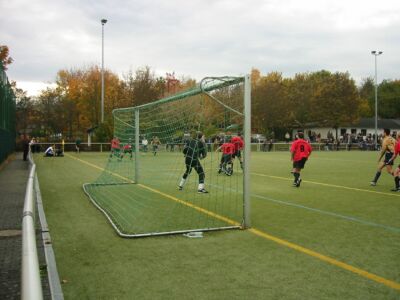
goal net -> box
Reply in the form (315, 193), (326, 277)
(83, 76), (251, 237)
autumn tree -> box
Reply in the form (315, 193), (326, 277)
(0, 45), (13, 70)
(358, 77), (374, 117)
(13, 82), (34, 135)
(307, 71), (360, 134)
(378, 80), (400, 119)
(126, 66), (166, 106)
(251, 70), (363, 139)
(358, 77), (400, 119)
(252, 71), (291, 137)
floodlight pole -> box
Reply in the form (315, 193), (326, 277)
(101, 18), (107, 123)
(243, 74), (251, 229)
(371, 50), (382, 149)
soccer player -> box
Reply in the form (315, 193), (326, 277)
(44, 144), (63, 157)
(231, 133), (244, 169)
(110, 136), (121, 160)
(388, 132), (400, 192)
(75, 137), (81, 153)
(216, 139), (235, 176)
(290, 132), (312, 187)
(121, 139), (133, 160)
(142, 137), (148, 152)
(370, 129), (395, 186)
(151, 136), (161, 156)
(178, 132), (208, 193)
(44, 145), (55, 157)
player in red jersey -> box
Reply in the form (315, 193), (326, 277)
(216, 140), (236, 176)
(110, 136), (121, 160)
(388, 132), (400, 192)
(121, 138), (133, 160)
(231, 133), (244, 169)
(290, 132), (312, 187)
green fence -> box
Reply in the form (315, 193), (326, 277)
(0, 64), (16, 164)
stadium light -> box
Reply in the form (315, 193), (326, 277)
(371, 50), (383, 149)
(101, 18), (108, 123)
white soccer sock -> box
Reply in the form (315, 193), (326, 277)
(198, 183), (205, 190)
(179, 178), (186, 187)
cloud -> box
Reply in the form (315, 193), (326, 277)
(1, 0), (400, 95)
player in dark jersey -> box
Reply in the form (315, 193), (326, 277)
(178, 132), (208, 193)
(231, 133), (244, 170)
(290, 132), (312, 187)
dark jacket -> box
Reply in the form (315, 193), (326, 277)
(183, 138), (207, 160)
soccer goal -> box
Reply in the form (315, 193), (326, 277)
(83, 75), (251, 237)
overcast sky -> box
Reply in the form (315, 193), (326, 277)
(1, 0), (399, 96)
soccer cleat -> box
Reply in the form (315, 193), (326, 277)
(390, 187), (400, 192)
(370, 181), (376, 186)
(296, 179), (302, 187)
(178, 186), (183, 191)
(197, 188), (209, 194)
(218, 168), (222, 174)
(292, 182), (297, 187)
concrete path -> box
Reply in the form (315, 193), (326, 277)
(0, 153), (50, 299)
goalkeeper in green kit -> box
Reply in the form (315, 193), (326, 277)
(178, 132), (208, 193)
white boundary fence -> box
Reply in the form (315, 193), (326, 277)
(22, 152), (64, 300)
(21, 160), (42, 300)
(30, 142), (375, 153)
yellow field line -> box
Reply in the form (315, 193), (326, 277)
(252, 172), (400, 197)
(137, 184), (239, 226)
(65, 153), (400, 292)
(249, 228), (400, 291)
(65, 154), (239, 226)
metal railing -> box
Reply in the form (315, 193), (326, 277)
(29, 142), (375, 154)
(22, 152), (64, 300)
(21, 155), (42, 300)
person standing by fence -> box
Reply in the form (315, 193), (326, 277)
(75, 137), (81, 153)
(22, 135), (30, 161)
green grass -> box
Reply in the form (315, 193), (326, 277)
(34, 151), (400, 299)
(83, 150), (244, 236)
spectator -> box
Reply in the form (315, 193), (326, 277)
(268, 139), (274, 152)
(75, 137), (81, 153)
(262, 139), (268, 152)
(285, 132), (290, 143)
(142, 137), (148, 152)
(29, 137), (36, 153)
(22, 135), (30, 161)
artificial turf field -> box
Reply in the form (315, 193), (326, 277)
(34, 151), (400, 299)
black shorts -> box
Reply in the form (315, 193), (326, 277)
(232, 150), (241, 159)
(222, 154), (232, 164)
(384, 152), (394, 166)
(293, 157), (308, 169)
